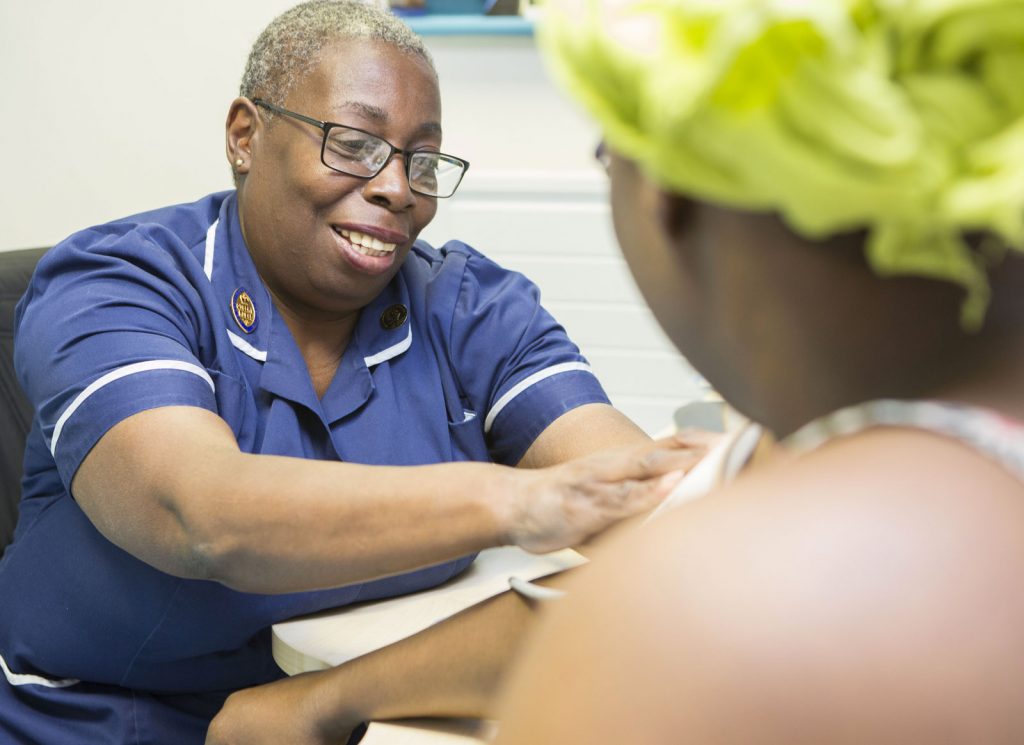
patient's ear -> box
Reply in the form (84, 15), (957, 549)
(655, 190), (696, 248)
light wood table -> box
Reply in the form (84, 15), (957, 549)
(359, 718), (496, 744)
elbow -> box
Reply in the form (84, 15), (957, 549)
(157, 455), (266, 590)
(175, 520), (258, 591)
(186, 542), (263, 592)
(178, 514), (276, 593)
(164, 490), (252, 589)
(179, 535), (230, 584)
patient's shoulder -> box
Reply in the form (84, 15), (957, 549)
(556, 427), (1024, 742)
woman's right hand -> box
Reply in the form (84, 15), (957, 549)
(205, 670), (357, 745)
(498, 432), (714, 554)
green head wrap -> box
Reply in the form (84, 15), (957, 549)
(539, 0), (1024, 328)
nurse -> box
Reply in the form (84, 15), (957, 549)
(0, 1), (699, 743)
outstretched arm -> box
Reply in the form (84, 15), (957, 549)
(201, 406), (709, 744)
(73, 403), (698, 594)
(205, 571), (566, 745)
(515, 402), (651, 468)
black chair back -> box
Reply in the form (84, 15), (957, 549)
(0, 247), (47, 556)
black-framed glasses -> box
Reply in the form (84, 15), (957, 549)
(252, 98), (469, 198)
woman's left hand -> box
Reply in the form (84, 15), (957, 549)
(205, 671), (356, 745)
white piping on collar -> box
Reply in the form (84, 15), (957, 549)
(203, 219), (218, 281)
(364, 326), (412, 368)
(483, 362), (594, 434)
(205, 216), (270, 363)
(0, 653), (79, 689)
(228, 330), (269, 362)
(206, 215), (409, 368)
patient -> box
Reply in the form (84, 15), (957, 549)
(496, 1), (1024, 742)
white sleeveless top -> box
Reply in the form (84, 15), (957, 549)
(650, 399), (1024, 520)
(784, 399), (1024, 480)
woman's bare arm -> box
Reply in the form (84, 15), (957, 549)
(72, 404), (700, 593)
(205, 571), (576, 745)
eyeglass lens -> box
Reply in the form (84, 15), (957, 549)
(324, 127), (465, 197)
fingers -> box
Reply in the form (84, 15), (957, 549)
(635, 427), (722, 476)
(655, 469), (689, 499)
(586, 435), (711, 483)
(506, 432), (717, 554)
(651, 427), (722, 451)
(602, 469), (687, 518)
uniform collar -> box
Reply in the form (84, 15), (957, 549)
(352, 270), (413, 370)
(316, 270), (414, 425)
(206, 192), (272, 363)
(203, 192), (415, 423)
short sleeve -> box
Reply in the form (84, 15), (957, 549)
(447, 245), (610, 464)
(14, 225), (219, 488)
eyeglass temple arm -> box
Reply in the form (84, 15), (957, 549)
(251, 98), (328, 132)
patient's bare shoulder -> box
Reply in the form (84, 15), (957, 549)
(497, 428), (1024, 744)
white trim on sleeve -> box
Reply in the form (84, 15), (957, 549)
(483, 362), (594, 434)
(49, 360), (216, 457)
(0, 653), (79, 689)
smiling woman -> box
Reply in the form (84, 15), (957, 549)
(232, 37), (445, 335)
(0, 2), (706, 744)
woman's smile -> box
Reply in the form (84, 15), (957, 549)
(330, 222), (409, 275)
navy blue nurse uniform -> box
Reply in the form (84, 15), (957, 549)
(0, 191), (610, 744)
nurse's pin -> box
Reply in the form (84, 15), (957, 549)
(380, 304), (408, 330)
(231, 287), (258, 334)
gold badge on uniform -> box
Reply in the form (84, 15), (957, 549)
(231, 287), (258, 334)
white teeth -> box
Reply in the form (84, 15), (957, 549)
(339, 229), (397, 256)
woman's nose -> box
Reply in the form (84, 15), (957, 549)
(362, 153), (415, 210)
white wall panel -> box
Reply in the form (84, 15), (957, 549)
(607, 397), (706, 438)
(587, 350), (704, 400)
(421, 171), (704, 434)
(487, 256), (645, 305)
(439, 206), (619, 257)
(543, 303), (674, 351)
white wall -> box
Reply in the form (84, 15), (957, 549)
(0, 8), (594, 248)
(1, 1), (297, 248)
(0, 3), (703, 433)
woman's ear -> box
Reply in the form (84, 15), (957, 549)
(225, 97), (258, 177)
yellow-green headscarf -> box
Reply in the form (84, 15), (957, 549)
(539, 0), (1024, 328)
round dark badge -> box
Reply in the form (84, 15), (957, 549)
(231, 287), (258, 334)
(379, 304), (409, 330)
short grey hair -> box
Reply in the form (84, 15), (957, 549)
(240, 0), (435, 107)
